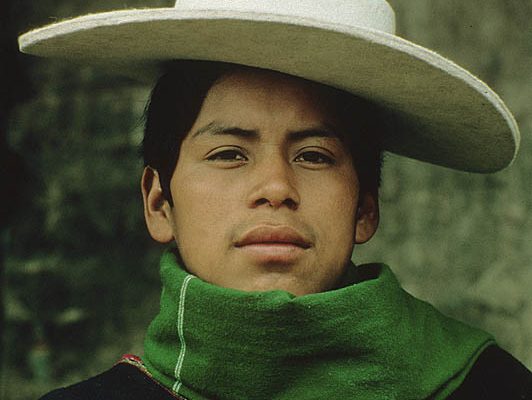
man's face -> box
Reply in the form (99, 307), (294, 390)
(143, 68), (378, 296)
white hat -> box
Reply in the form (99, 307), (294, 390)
(18, 0), (520, 172)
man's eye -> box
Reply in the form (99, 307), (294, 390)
(207, 149), (247, 162)
(294, 151), (335, 165)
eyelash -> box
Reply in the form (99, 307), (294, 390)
(294, 151), (335, 165)
(207, 149), (247, 162)
(206, 149), (335, 165)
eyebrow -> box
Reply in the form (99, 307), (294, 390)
(192, 122), (258, 139)
(191, 121), (344, 142)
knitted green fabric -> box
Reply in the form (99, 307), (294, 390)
(143, 250), (494, 400)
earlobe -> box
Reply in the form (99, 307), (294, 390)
(141, 167), (175, 243)
(354, 191), (379, 244)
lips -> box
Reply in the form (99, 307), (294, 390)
(234, 225), (312, 249)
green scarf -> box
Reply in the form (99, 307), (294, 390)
(142, 250), (494, 399)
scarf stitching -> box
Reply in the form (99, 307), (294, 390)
(172, 274), (196, 394)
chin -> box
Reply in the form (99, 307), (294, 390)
(242, 275), (320, 297)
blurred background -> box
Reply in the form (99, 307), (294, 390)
(1, 0), (531, 398)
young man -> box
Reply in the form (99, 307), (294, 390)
(18, 0), (531, 399)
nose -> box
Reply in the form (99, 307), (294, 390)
(247, 155), (300, 210)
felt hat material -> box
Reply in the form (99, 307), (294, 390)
(18, 0), (520, 172)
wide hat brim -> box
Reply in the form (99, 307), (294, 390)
(19, 8), (520, 172)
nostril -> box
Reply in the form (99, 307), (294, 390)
(255, 198), (270, 207)
(254, 197), (298, 210)
(283, 198), (298, 210)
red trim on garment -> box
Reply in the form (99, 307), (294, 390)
(116, 354), (149, 373)
(116, 354), (189, 400)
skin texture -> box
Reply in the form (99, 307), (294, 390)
(142, 68), (379, 296)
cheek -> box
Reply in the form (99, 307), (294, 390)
(170, 167), (239, 252)
(320, 191), (357, 238)
(302, 172), (358, 245)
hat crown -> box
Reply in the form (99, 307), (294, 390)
(174, 0), (396, 34)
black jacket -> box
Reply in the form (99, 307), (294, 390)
(40, 346), (531, 399)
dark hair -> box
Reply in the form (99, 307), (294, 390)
(141, 61), (383, 206)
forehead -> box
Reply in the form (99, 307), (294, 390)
(191, 67), (355, 138)
(212, 67), (337, 102)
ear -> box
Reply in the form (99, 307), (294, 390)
(354, 190), (379, 244)
(141, 167), (175, 243)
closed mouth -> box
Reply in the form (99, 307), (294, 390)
(235, 225), (312, 249)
